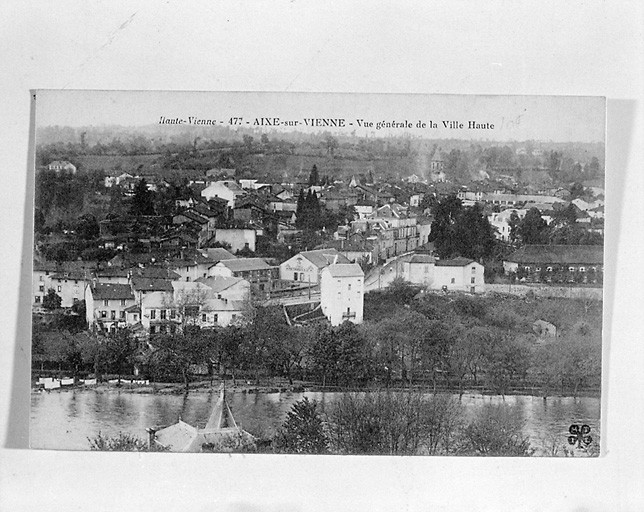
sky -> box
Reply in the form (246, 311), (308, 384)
(34, 90), (606, 143)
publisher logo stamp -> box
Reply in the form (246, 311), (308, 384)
(568, 424), (593, 448)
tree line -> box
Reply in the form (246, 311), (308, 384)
(34, 282), (602, 398)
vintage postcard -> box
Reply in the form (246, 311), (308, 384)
(30, 91), (604, 456)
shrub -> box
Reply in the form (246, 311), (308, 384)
(458, 404), (534, 456)
(88, 431), (168, 451)
(273, 397), (329, 454)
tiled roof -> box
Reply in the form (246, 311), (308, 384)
(33, 261), (59, 272)
(131, 278), (174, 292)
(218, 258), (273, 272)
(324, 263), (364, 278)
(50, 270), (87, 281)
(96, 267), (130, 278)
(409, 254), (435, 264)
(435, 257), (475, 267)
(178, 211), (208, 224)
(203, 248), (236, 263)
(132, 267), (181, 280)
(506, 245), (604, 265)
(90, 283), (134, 300)
(300, 248), (351, 268)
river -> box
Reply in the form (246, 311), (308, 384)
(30, 388), (600, 456)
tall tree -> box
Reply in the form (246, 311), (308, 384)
(131, 179), (155, 216)
(429, 196), (496, 260)
(428, 194), (463, 258)
(308, 164), (319, 187)
(516, 208), (549, 245)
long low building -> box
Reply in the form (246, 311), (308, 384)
(503, 244), (604, 283)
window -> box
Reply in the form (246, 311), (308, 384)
(160, 310), (166, 320)
(300, 273), (305, 281)
(57, 286), (62, 292)
(111, 310), (116, 320)
(159, 325), (166, 334)
(39, 285), (44, 292)
(170, 309), (176, 319)
(39, 276), (43, 282)
(293, 272), (298, 281)
(348, 284), (352, 290)
(35, 296), (40, 303)
(471, 267), (476, 274)
(133, 314), (138, 321)
(579, 267), (586, 272)
(451, 278), (455, 284)
(202, 314), (207, 322)
(104, 299), (109, 306)
(213, 314), (218, 323)
(569, 267), (575, 272)
(121, 299), (126, 306)
(100, 311), (107, 318)
(471, 277), (475, 284)
(150, 326), (156, 334)
(150, 309), (156, 319)
(120, 311), (125, 319)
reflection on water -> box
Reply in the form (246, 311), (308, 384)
(30, 389), (600, 455)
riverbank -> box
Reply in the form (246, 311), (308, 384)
(31, 379), (601, 399)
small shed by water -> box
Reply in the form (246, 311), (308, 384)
(148, 387), (256, 452)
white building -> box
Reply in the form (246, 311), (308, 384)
(48, 270), (87, 307)
(139, 280), (250, 335)
(280, 249), (351, 284)
(210, 228), (256, 253)
(200, 180), (245, 207)
(433, 257), (485, 294)
(33, 262), (57, 306)
(488, 209), (527, 242)
(47, 160), (77, 174)
(401, 255), (485, 294)
(320, 263), (364, 326)
(85, 283), (136, 333)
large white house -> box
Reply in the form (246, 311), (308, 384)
(433, 257), (485, 293)
(139, 279), (250, 335)
(320, 263), (364, 326)
(401, 255), (485, 293)
(279, 249), (351, 284)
